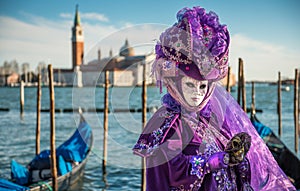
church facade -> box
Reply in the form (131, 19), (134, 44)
(53, 5), (154, 87)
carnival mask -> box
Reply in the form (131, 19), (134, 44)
(225, 132), (251, 166)
(181, 76), (208, 107)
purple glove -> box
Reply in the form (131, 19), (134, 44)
(206, 152), (229, 172)
(190, 152), (229, 178)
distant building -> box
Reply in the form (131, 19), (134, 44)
(0, 66), (6, 86)
(53, 5), (154, 87)
(6, 72), (19, 86)
(0, 61), (20, 86)
(80, 41), (155, 86)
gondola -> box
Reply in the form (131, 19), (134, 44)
(250, 114), (300, 189)
(0, 115), (93, 191)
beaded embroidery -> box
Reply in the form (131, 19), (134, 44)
(170, 179), (203, 191)
(161, 18), (193, 65)
(133, 110), (178, 156)
(211, 167), (237, 191)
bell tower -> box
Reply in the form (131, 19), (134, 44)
(72, 5), (84, 69)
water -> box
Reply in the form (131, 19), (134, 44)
(0, 84), (299, 190)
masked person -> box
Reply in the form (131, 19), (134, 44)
(133, 6), (296, 191)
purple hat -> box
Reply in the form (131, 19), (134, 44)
(152, 6), (230, 86)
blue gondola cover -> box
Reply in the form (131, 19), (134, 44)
(0, 178), (29, 191)
(251, 120), (272, 138)
(9, 120), (92, 186)
(10, 160), (29, 185)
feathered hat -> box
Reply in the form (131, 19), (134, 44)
(152, 6), (230, 92)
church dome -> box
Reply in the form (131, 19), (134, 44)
(119, 39), (135, 57)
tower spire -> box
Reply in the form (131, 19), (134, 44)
(72, 4), (84, 69)
(74, 4), (81, 26)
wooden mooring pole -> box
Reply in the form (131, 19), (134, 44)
(238, 58), (243, 105)
(48, 64), (57, 191)
(141, 62), (147, 191)
(251, 81), (255, 115)
(103, 70), (109, 175)
(36, 74), (41, 155)
(239, 58), (247, 112)
(278, 72), (282, 137)
(20, 80), (24, 114)
(294, 69), (299, 153)
(226, 66), (231, 93)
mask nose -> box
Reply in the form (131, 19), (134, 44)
(193, 87), (201, 95)
(194, 84), (202, 95)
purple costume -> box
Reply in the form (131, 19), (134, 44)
(133, 6), (296, 191)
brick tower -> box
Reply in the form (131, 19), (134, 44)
(72, 5), (84, 69)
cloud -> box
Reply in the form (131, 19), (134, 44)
(83, 22), (167, 63)
(229, 34), (300, 81)
(0, 15), (71, 70)
(60, 12), (109, 22)
(60, 13), (72, 19)
(0, 14), (166, 72)
(81, 13), (109, 22)
(20, 11), (71, 29)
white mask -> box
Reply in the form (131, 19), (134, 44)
(181, 76), (208, 107)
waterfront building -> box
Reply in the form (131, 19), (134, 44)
(6, 72), (19, 86)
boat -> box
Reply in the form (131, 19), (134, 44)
(250, 114), (300, 189)
(0, 115), (93, 191)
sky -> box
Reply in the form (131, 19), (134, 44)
(0, 0), (299, 81)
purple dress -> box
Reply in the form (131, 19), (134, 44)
(133, 86), (296, 191)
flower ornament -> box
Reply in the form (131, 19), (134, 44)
(162, 61), (173, 71)
(190, 155), (206, 179)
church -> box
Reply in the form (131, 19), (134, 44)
(54, 5), (155, 87)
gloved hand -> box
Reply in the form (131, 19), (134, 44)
(206, 152), (230, 172)
(190, 151), (230, 178)
(224, 132), (251, 166)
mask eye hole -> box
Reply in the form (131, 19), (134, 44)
(186, 82), (195, 88)
(200, 84), (206, 89)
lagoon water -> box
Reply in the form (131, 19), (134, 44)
(0, 84), (299, 190)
